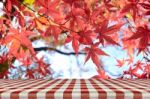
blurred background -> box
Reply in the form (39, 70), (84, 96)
(0, 1), (148, 79)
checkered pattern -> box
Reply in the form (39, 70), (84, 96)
(0, 79), (150, 99)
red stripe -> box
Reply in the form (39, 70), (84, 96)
(1, 79), (150, 99)
(89, 79), (107, 99)
(116, 79), (147, 93)
(107, 79), (142, 99)
(119, 79), (150, 90)
(0, 80), (42, 99)
(80, 79), (89, 99)
(46, 79), (68, 99)
(3, 80), (41, 88)
(112, 79), (148, 99)
(132, 79), (150, 83)
(63, 79), (76, 99)
(0, 80), (34, 88)
(28, 79), (60, 99)
(120, 79), (150, 88)
(0, 80), (21, 84)
(96, 79), (124, 99)
(0, 81), (24, 92)
(10, 80), (48, 99)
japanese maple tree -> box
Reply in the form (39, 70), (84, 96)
(0, 0), (150, 79)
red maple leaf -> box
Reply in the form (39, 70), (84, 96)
(134, 60), (144, 71)
(65, 32), (80, 54)
(0, 70), (10, 79)
(139, 2), (150, 15)
(144, 64), (150, 74)
(45, 25), (61, 44)
(6, 0), (12, 13)
(35, 57), (51, 76)
(20, 57), (32, 67)
(116, 58), (125, 68)
(95, 20), (121, 46)
(102, 0), (116, 12)
(37, 0), (60, 19)
(84, 43), (109, 67)
(140, 64), (150, 79)
(92, 66), (109, 79)
(3, 29), (35, 58)
(65, 10), (87, 31)
(126, 57), (134, 65)
(127, 25), (150, 54)
(78, 28), (96, 45)
(121, 0), (139, 21)
(25, 68), (35, 79)
(124, 66), (140, 78)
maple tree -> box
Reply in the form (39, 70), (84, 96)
(0, 0), (150, 79)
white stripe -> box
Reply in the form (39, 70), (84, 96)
(132, 79), (150, 83)
(103, 79), (134, 99)
(19, 79), (55, 99)
(0, 80), (38, 90)
(72, 79), (81, 99)
(93, 79), (116, 99)
(112, 80), (150, 99)
(0, 80), (37, 89)
(36, 79), (64, 99)
(54, 79), (72, 99)
(121, 80), (150, 88)
(117, 79), (150, 89)
(19, 80), (59, 99)
(0, 80), (28, 86)
(142, 93), (150, 99)
(85, 79), (98, 99)
(1, 80), (46, 99)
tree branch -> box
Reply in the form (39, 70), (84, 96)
(34, 47), (86, 55)
(18, 1), (78, 33)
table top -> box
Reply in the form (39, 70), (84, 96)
(0, 79), (150, 99)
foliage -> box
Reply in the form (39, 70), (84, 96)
(0, 0), (150, 79)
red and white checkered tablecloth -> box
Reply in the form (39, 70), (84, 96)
(0, 79), (150, 99)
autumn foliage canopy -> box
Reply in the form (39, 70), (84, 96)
(0, 0), (150, 79)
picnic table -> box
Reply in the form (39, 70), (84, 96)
(0, 78), (150, 99)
